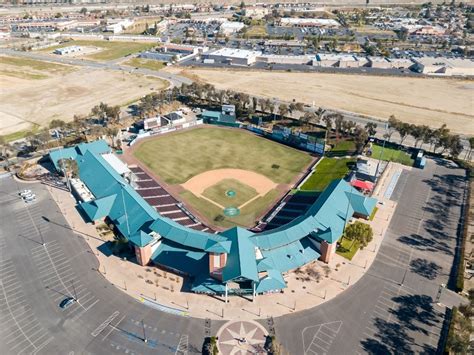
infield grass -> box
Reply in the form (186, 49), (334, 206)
(134, 127), (312, 185)
(202, 179), (258, 208)
(180, 189), (280, 229)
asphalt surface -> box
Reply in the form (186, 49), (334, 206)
(273, 157), (467, 354)
(0, 176), (221, 355)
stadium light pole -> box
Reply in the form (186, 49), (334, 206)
(375, 122), (388, 179)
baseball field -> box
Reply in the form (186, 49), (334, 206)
(132, 126), (313, 228)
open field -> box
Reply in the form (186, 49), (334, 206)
(133, 126), (312, 184)
(300, 157), (355, 192)
(172, 68), (474, 135)
(0, 58), (167, 135)
(122, 57), (166, 71)
(39, 40), (156, 61)
(369, 144), (414, 166)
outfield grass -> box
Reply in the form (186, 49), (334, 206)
(300, 157), (355, 192)
(370, 144), (414, 166)
(202, 179), (258, 208)
(336, 237), (360, 260)
(122, 57), (166, 71)
(134, 127), (312, 185)
(181, 189), (280, 228)
(0, 56), (74, 74)
(40, 40), (156, 61)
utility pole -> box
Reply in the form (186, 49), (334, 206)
(142, 319), (148, 343)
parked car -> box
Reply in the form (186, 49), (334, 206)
(59, 297), (76, 309)
(19, 189), (32, 197)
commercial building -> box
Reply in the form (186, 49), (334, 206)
(412, 57), (474, 76)
(53, 45), (83, 55)
(105, 19), (134, 34)
(220, 21), (246, 35)
(48, 140), (376, 297)
(205, 48), (262, 66)
(388, 58), (414, 69)
(243, 6), (269, 19)
(279, 18), (340, 28)
(312, 53), (366, 68)
(258, 54), (312, 65)
(367, 56), (392, 69)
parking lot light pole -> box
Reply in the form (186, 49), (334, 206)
(142, 319), (148, 343)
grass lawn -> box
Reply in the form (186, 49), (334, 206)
(370, 144), (414, 166)
(336, 237), (360, 260)
(122, 57), (166, 71)
(300, 157), (355, 192)
(181, 189), (280, 228)
(39, 40), (156, 61)
(3, 125), (40, 142)
(330, 140), (356, 154)
(202, 179), (258, 207)
(244, 25), (268, 38)
(0, 55), (74, 74)
(134, 127), (312, 184)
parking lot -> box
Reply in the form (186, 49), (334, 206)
(274, 157), (467, 354)
(0, 177), (210, 354)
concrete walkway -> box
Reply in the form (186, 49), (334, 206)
(45, 162), (406, 321)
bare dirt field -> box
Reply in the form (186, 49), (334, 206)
(171, 67), (474, 135)
(0, 57), (167, 135)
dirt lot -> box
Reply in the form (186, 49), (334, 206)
(171, 68), (474, 135)
(0, 57), (167, 135)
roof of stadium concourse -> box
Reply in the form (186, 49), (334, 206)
(49, 140), (110, 171)
(221, 227), (259, 282)
(53, 140), (376, 289)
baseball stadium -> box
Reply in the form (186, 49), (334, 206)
(48, 126), (376, 297)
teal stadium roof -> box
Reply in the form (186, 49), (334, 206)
(51, 140), (377, 293)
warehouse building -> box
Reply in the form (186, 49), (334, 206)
(205, 48), (262, 66)
(412, 57), (474, 76)
(48, 140), (376, 298)
(220, 21), (246, 35)
(279, 18), (340, 28)
(54, 45), (83, 55)
(312, 53), (366, 68)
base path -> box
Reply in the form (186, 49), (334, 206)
(181, 168), (278, 198)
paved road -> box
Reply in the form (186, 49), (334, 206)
(0, 177), (220, 355)
(273, 157), (467, 354)
(1, 48), (471, 156)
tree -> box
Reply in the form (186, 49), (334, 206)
(397, 122), (411, 145)
(333, 114), (344, 140)
(278, 103), (289, 120)
(385, 115), (400, 142)
(365, 122), (377, 137)
(80, 7), (88, 14)
(49, 119), (66, 129)
(344, 221), (373, 249)
(353, 125), (369, 153)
